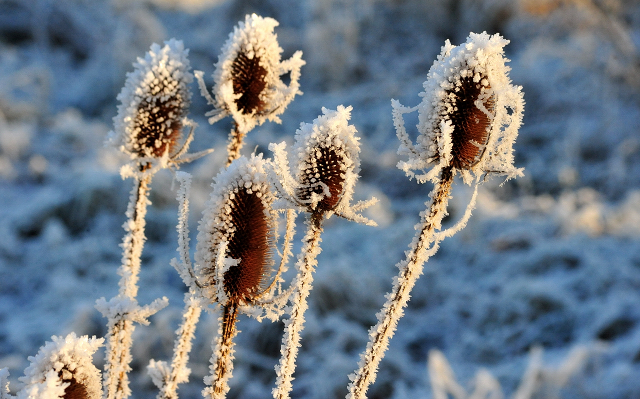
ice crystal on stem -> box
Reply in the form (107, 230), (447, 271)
(17, 333), (103, 399)
(269, 106), (376, 399)
(347, 32), (524, 399)
(196, 14), (305, 165)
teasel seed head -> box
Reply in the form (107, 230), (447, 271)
(194, 155), (278, 306)
(111, 39), (193, 163)
(394, 31), (524, 185)
(269, 106), (378, 226)
(197, 14), (305, 134)
(18, 333), (103, 399)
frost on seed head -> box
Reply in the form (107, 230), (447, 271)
(270, 105), (377, 225)
(111, 39), (193, 163)
(17, 333), (103, 399)
(393, 32), (524, 185)
(194, 155), (279, 307)
(196, 14), (305, 133)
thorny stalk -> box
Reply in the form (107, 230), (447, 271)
(210, 304), (240, 398)
(225, 122), (245, 167)
(273, 212), (324, 399)
(347, 166), (454, 399)
(105, 166), (153, 399)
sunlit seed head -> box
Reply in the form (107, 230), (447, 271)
(296, 146), (345, 213)
(221, 187), (274, 303)
(112, 39), (193, 161)
(231, 51), (268, 115)
(445, 76), (495, 169)
(195, 155), (277, 305)
(395, 32), (524, 184)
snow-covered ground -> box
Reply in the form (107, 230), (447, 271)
(2, 0), (640, 398)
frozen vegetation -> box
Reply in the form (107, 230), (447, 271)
(2, 0), (640, 398)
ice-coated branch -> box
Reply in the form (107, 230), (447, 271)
(347, 167), (453, 399)
(273, 213), (324, 399)
(149, 293), (202, 399)
(204, 305), (239, 399)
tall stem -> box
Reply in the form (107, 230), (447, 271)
(226, 123), (246, 167)
(105, 167), (153, 399)
(158, 295), (203, 399)
(273, 212), (324, 399)
(347, 166), (454, 399)
(207, 303), (239, 399)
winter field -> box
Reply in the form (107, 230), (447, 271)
(2, 0), (640, 398)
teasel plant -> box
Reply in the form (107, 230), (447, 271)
(346, 32), (525, 399)
(99, 38), (212, 399)
(195, 13), (305, 166)
(268, 106), (377, 399)
(167, 155), (295, 399)
(11, 333), (103, 399)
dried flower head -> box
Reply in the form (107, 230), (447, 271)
(196, 14), (305, 134)
(270, 105), (377, 225)
(17, 333), (103, 399)
(111, 39), (194, 163)
(393, 32), (524, 185)
(194, 155), (278, 306)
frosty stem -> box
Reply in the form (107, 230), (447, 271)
(209, 303), (239, 399)
(160, 295), (203, 399)
(105, 165), (153, 399)
(119, 166), (152, 298)
(347, 166), (454, 399)
(273, 212), (324, 399)
(226, 122), (246, 167)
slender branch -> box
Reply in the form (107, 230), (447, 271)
(226, 123), (246, 167)
(273, 212), (324, 399)
(346, 166), (454, 399)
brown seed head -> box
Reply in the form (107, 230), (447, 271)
(445, 76), (495, 170)
(61, 373), (88, 399)
(296, 145), (346, 213)
(132, 91), (185, 158)
(231, 51), (268, 115)
(216, 188), (274, 304)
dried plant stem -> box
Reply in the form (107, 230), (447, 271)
(207, 303), (239, 399)
(104, 167), (153, 399)
(273, 213), (324, 399)
(347, 166), (454, 399)
(159, 295), (203, 399)
(119, 169), (152, 298)
(226, 123), (246, 166)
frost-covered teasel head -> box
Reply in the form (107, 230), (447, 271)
(196, 14), (305, 133)
(270, 106), (377, 225)
(393, 32), (524, 185)
(194, 155), (279, 307)
(17, 333), (103, 399)
(111, 39), (194, 165)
